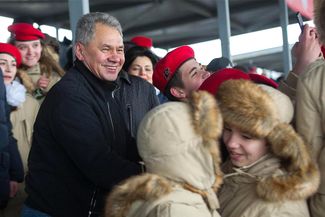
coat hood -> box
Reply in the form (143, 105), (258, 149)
(137, 91), (223, 191)
(105, 174), (173, 217)
(217, 79), (320, 201)
(105, 91), (223, 217)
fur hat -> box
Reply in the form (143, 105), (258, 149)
(314, 0), (325, 45)
(217, 79), (319, 201)
(258, 84), (294, 124)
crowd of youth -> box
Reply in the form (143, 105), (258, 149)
(0, 1), (324, 216)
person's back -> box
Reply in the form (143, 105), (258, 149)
(296, 53), (325, 217)
(0, 69), (9, 150)
(0, 69), (11, 202)
(0, 68), (24, 213)
(106, 174), (220, 217)
(0, 41), (39, 217)
(105, 91), (223, 217)
(277, 1), (325, 216)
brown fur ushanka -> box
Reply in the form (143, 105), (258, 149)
(217, 79), (320, 201)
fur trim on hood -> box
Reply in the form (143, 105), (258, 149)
(105, 174), (172, 217)
(189, 91), (223, 190)
(314, 0), (325, 45)
(217, 79), (320, 201)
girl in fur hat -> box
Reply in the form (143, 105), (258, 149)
(7, 23), (65, 103)
(105, 91), (223, 217)
(217, 79), (320, 217)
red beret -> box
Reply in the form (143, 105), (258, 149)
(248, 73), (278, 88)
(199, 68), (250, 95)
(153, 45), (194, 92)
(0, 43), (22, 67)
(8, 23), (45, 41)
(130, 36), (153, 48)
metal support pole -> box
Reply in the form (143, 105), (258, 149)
(279, 0), (292, 75)
(217, 0), (232, 61)
(68, 0), (89, 44)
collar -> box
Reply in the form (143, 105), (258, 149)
(117, 70), (131, 85)
(223, 154), (280, 181)
(26, 63), (41, 75)
(74, 59), (119, 92)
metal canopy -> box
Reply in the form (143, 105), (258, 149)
(0, 0), (300, 72)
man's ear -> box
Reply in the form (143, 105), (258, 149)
(170, 87), (186, 99)
(75, 42), (84, 61)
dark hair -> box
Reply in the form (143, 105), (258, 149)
(123, 46), (159, 72)
(164, 69), (184, 101)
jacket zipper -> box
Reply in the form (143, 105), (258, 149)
(126, 104), (133, 137)
(106, 102), (115, 141)
(88, 188), (97, 217)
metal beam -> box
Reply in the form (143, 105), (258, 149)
(177, 0), (214, 18)
(68, 0), (89, 43)
(279, 0), (292, 74)
(217, 0), (231, 61)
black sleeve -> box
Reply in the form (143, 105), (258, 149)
(8, 134), (24, 182)
(51, 92), (141, 189)
(0, 69), (8, 150)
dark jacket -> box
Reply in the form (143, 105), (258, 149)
(25, 60), (142, 217)
(0, 69), (9, 150)
(0, 69), (24, 204)
(115, 71), (159, 139)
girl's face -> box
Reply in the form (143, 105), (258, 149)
(15, 40), (42, 68)
(223, 125), (268, 167)
(0, 53), (17, 85)
(128, 56), (153, 83)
